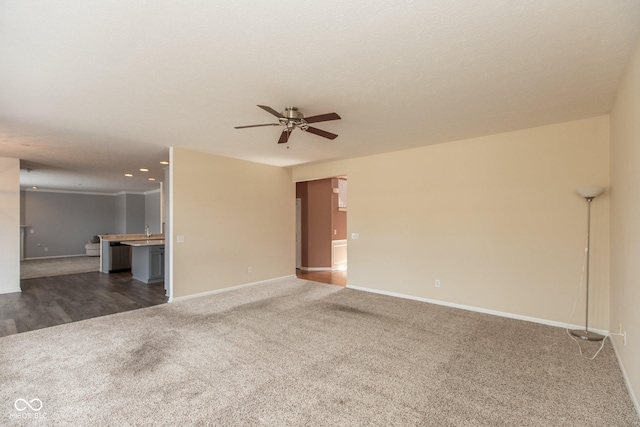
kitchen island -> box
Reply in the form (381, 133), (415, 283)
(99, 234), (164, 274)
(122, 240), (165, 284)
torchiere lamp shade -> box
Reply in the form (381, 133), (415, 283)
(576, 187), (606, 198)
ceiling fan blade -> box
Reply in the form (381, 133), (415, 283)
(304, 112), (341, 124)
(234, 123), (280, 129)
(258, 105), (285, 118)
(304, 126), (338, 140)
(277, 129), (291, 144)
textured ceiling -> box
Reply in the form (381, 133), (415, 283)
(1, 1), (639, 193)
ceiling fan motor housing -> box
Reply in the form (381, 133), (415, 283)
(279, 107), (307, 129)
(283, 107), (304, 120)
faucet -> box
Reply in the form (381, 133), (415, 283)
(145, 224), (151, 238)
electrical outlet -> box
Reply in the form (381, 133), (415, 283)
(435, 279), (441, 288)
(248, 266), (252, 273)
(44, 247), (48, 252)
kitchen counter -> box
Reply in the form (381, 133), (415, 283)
(122, 240), (165, 247)
(99, 234), (164, 273)
(100, 234), (164, 242)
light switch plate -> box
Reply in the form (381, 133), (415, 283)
(177, 235), (185, 243)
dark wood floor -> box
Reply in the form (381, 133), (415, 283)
(0, 272), (167, 338)
(296, 268), (347, 286)
(0, 269), (343, 338)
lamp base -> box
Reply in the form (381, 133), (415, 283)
(570, 329), (605, 342)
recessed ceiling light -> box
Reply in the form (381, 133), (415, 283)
(32, 186), (38, 189)
(124, 173), (133, 177)
(148, 178), (156, 181)
(140, 168), (149, 172)
(160, 161), (169, 165)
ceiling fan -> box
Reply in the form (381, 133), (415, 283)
(235, 105), (341, 144)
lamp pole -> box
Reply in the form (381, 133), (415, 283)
(570, 188), (605, 342)
(584, 196), (594, 335)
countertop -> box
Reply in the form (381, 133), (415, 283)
(121, 240), (166, 247)
(99, 234), (164, 242)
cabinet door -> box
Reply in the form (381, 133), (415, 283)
(149, 249), (164, 280)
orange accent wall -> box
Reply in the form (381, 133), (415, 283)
(297, 178), (345, 269)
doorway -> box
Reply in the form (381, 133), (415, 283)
(295, 176), (347, 286)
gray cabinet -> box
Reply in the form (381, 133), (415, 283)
(130, 244), (165, 284)
(149, 246), (165, 282)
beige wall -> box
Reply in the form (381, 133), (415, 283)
(0, 157), (20, 294)
(171, 148), (295, 298)
(610, 38), (640, 409)
(292, 116), (610, 329)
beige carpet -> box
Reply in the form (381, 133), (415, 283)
(21, 256), (100, 280)
(1, 278), (638, 426)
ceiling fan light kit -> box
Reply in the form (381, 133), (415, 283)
(235, 105), (341, 144)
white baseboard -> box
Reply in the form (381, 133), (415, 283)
(298, 267), (332, 272)
(611, 336), (640, 418)
(170, 275), (296, 303)
(23, 254), (86, 261)
(345, 284), (610, 336)
(0, 286), (21, 295)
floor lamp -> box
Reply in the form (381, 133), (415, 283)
(570, 187), (606, 341)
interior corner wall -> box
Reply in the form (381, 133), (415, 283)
(145, 190), (162, 234)
(22, 191), (117, 258)
(610, 37), (640, 412)
(171, 148), (295, 298)
(114, 193), (126, 234)
(0, 157), (20, 294)
(21, 190), (158, 259)
(115, 192), (148, 235)
(124, 193), (145, 234)
(292, 116), (610, 330)
(20, 190), (26, 225)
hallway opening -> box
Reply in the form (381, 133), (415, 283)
(295, 176), (347, 286)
